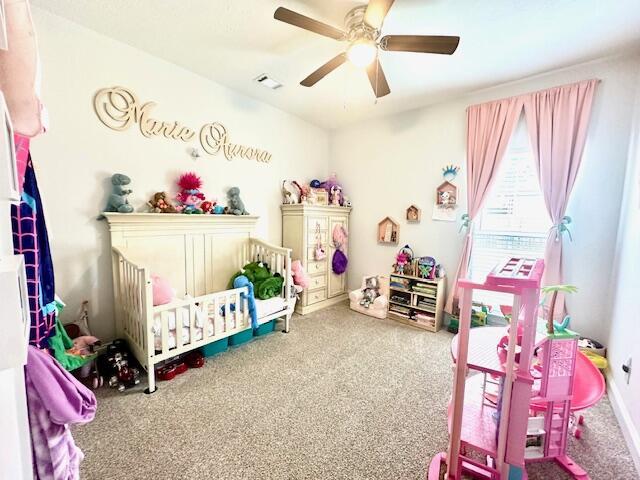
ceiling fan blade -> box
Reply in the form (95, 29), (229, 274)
(274, 7), (346, 41)
(366, 58), (391, 98)
(381, 35), (460, 54)
(300, 53), (347, 87)
(364, 0), (395, 30)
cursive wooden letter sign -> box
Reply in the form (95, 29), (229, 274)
(93, 86), (271, 163)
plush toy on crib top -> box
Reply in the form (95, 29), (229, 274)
(360, 276), (380, 308)
(105, 173), (134, 213)
(227, 187), (249, 215)
(175, 172), (206, 214)
(147, 191), (177, 213)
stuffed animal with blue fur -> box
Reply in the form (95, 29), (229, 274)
(227, 187), (248, 215)
(105, 173), (134, 213)
(233, 275), (257, 329)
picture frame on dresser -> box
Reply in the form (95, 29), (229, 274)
(281, 204), (351, 314)
(0, 91), (18, 203)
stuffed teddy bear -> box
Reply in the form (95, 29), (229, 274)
(105, 173), (134, 213)
(291, 260), (310, 290)
(147, 191), (177, 213)
(227, 187), (248, 215)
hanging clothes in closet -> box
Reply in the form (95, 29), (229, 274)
(25, 346), (96, 480)
(11, 133), (58, 348)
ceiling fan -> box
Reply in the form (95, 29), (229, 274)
(273, 0), (460, 98)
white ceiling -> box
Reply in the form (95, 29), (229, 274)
(32, 0), (640, 129)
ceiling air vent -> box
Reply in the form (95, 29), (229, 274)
(254, 74), (283, 90)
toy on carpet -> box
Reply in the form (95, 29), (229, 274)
(105, 173), (134, 213)
(227, 187), (249, 215)
(233, 275), (258, 329)
(291, 260), (310, 291)
(47, 298), (101, 375)
(175, 172), (206, 214)
(97, 339), (141, 392)
(147, 191), (177, 213)
(360, 276), (380, 308)
(156, 350), (205, 382)
(332, 224), (348, 274)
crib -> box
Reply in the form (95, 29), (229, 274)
(104, 213), (294, 393)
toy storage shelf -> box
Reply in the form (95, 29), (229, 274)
(387, 273), (445, 332)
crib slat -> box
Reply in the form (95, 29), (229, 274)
(190, 302), (198, 345)
(161, 311), (169, 353)
(175, 306), (183, 349)
(214, 296), (220, 334)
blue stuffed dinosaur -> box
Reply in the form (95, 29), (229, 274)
(233, 275), (258, 329)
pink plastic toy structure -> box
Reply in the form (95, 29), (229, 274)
(429, 257), (601, 480)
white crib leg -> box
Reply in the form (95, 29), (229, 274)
(144, 363), (157, 395)
(283, 313), (291, 333)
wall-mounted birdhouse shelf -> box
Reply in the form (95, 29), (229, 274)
(406, 205), (421, 223)
(378, 216), (399, 245)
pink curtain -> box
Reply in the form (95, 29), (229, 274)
(444, 97), (523, 313)
(523, 79), (599, 317)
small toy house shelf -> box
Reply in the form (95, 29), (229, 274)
(378, 216), (399, 245)
(387, 272), (446, 332)
(436, 181), (457, 208)
(405, 205), (421, 223)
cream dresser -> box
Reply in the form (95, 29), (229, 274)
(281, 204), (351, 314)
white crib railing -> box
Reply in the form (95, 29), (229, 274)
(111, 237), (293, 394)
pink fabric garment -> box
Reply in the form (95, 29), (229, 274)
(523, 79), (599, 317)
(25, 346), (97, 480)
(14, 133), (30, 194)
(0, 0), (47, 137)
(444, 97), (523, 313)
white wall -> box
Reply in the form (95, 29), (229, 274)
(607, 84), (640, 472)
(330, 54), (640, 342)
(29, 8), (329, 341)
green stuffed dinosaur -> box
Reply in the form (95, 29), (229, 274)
(229, 262), (284, 300)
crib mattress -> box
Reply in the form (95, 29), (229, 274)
(254, 297), (288, 324)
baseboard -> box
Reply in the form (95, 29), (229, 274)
(606, 372), (640, 475)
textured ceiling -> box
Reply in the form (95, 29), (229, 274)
(32, 0), (640, 129)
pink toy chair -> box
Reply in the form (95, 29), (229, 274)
(349, 275), (389, 319)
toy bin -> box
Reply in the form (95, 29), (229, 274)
(201, 338), (229, 357)
(228, 328), (253, 346)
(254, 320), (275, 337)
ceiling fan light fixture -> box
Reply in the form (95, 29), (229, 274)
(347, 40), (377, 68)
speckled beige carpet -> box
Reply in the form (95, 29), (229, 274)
(73, 303), (638, 480)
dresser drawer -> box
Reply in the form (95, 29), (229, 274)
(307, 260), (327, 275)
(307, 216), (328, 232)
(307, 289), (327, 305)
(308, 274), (327, 290)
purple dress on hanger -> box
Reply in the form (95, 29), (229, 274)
(25, 346), (97, 480)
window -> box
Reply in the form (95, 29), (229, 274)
(468, 117), (551, 310)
